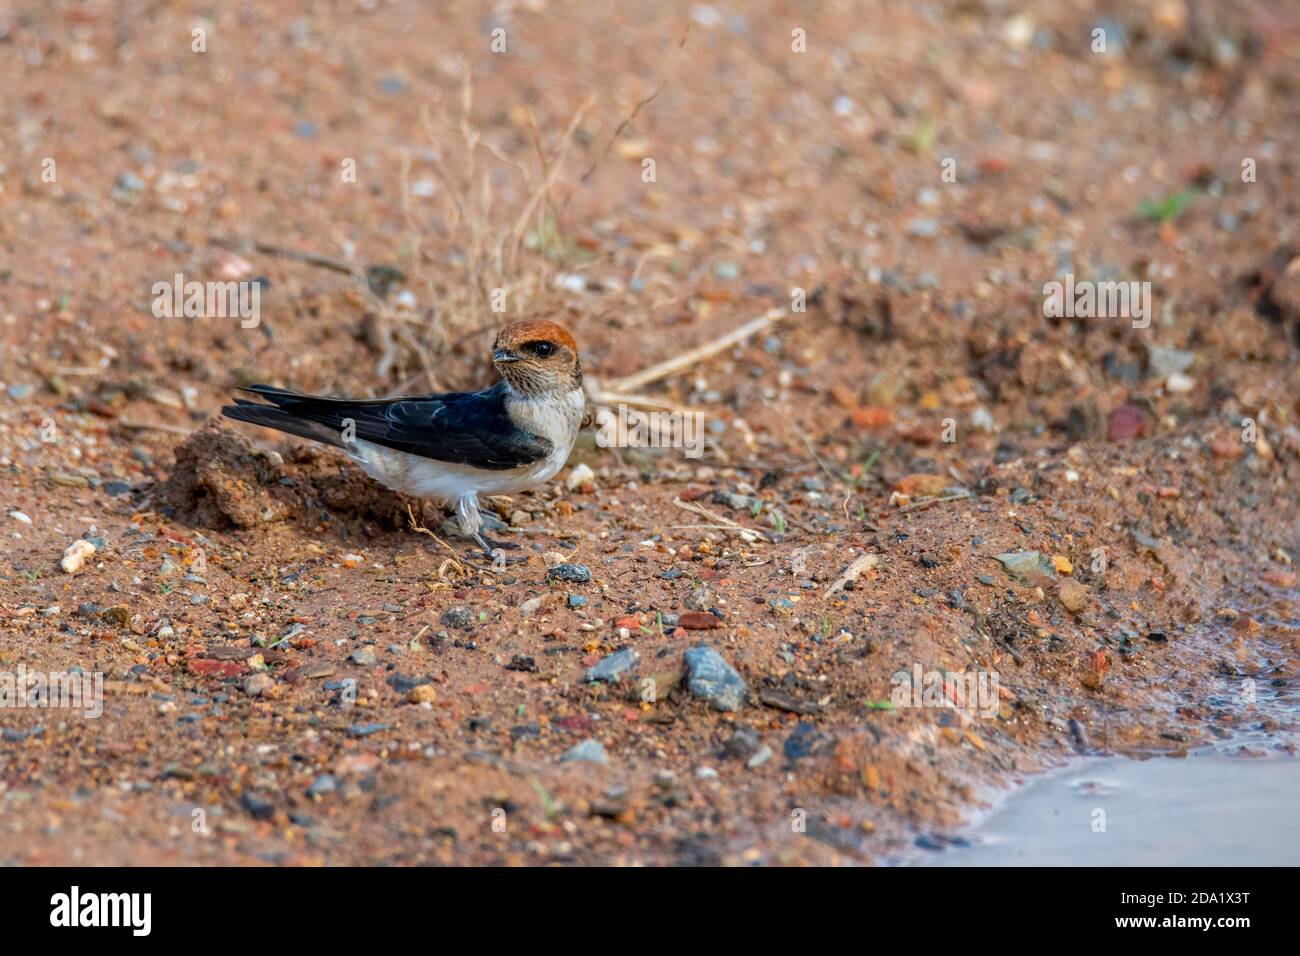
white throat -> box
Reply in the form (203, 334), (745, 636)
(503, 382), (586, 452)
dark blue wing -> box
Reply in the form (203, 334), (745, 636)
(222, 381), (552, 471)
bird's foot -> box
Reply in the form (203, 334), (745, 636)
(478, 532), (521, 551)
(472, 533), (528, 565)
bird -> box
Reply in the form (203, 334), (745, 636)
(221, 319), (586, 561)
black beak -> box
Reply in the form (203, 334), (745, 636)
(493, 347), (520, 364)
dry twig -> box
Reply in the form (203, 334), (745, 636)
(406, 504), (469, 581)
(672, 498), (769, 544)
(606, 307), (786, 394)
(824, 553), (880, 599)
(117, 420), (193, 437)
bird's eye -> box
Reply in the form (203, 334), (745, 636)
(531, 341), (556, 357)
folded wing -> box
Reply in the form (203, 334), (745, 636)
(221, 381), (552, 471)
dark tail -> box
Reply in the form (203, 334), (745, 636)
(221, 385), (358, 448)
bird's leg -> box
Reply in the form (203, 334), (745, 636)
(457, 495), (527, 565)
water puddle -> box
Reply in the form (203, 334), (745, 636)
(910, 609), (1299, 866)
(915, 752), (1300, 866)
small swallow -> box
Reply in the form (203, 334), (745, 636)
(221, 319), (585, 560)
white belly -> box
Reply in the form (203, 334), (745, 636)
(347, 436), (572, 506)
(344, 384), (585, 508)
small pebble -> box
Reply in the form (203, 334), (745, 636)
(559, 739), (608, 765)
(60, 539), (96, 574)
(548, 563), (592, 584)
(683, 645), (747, 712)
(565, 463), (596, 492)
(586, 647), (640, 683)
(441, 606), (476, 629)
(408, 684), (437, 704)
(242, 673), (275, 697)
(307, 774), (338, 798)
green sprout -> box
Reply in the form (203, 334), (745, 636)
(1137, 188), (1197, 223)
(846, 449), (881, 488)
(911, 115), (935, 153)
(530, 778), (558, 820)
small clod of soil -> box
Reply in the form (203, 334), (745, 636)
(154, 421), (415, 531)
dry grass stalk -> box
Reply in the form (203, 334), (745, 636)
(672, 497), (769, 544)
(606, 307), (786, 393)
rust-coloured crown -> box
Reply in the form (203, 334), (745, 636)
(495, 319), (578, 355)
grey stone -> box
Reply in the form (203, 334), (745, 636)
(723, 726), (761, 760)
(586, 647), (640, 683)
(548, 563), (592, 584)
(1146, 342), (1196, 379)
(559, 739), (609, 765)
(307, 774), (338, 798)
(440, 606), (476, 630)
(683, 645), (747, 712)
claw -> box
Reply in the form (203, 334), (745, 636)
(472, 533), (528, 566)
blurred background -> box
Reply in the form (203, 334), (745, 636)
(3, 0), (1296, 419)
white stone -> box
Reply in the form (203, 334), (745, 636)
(565, 462), (596, 491)
(60, 538), (97, 574)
